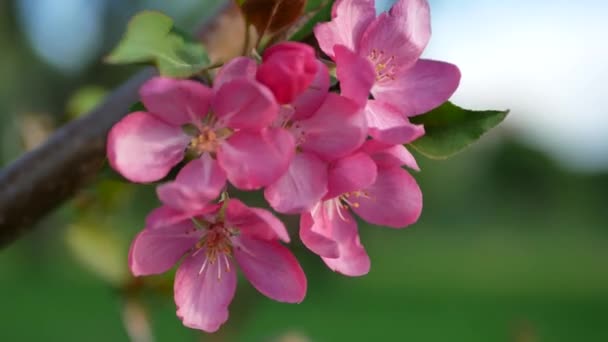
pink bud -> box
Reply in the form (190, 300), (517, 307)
(257, 42), (318, 104)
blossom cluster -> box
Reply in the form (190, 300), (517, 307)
(107, 0), (460, 332)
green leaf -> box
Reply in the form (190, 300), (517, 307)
(106, 11), (209, 78)
(129, 101), (146, 112)
(408, 102), (509, 159)
(289, 0), (333, 41)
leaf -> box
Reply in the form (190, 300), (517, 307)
(240, 0), (306, 35)
(106, 11), (209, 78)
(290, 0), (333, 41)
(408, 102), (509, 159)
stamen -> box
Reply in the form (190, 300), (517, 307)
(222, 254), (231, 273)
(333, 199), (349, 222)
(368, 49), (397, 82)
(198, 257), (209, 275)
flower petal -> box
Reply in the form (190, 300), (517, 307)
(373, 59), (461, 116)
(107, 112), (188, 183)
(300, 200), (358, 258)
(174, 251), (237, 332)
(213, 57), (257, 90)
(256, 42), (318, 104)
(322, 233), (370, 277)
(298, 94), (367, 161)
(359, 0), (430, 73)
(299, 212), (339, 259)
(264, 152), (328, 214)
(314, 0), (376, 58)
(234, 236), (307, 303)
(128, 220), (200, 276)
(157, 156), (227, 212)
(218, 128), (295, 190)
(292, 60), (330, 121)
(334, 45), (376, 107)
(326, 152), (377, 199)
(213, 78), (279, 131)
(145, 205), (219, 229)
(389, 0), (432, 50)
(225, 199), (290, 243)
(365, 100), (425, 144)
(140, 77), (213, 126)
(353, 167), (422, 228)
(360, 140), (420, 171)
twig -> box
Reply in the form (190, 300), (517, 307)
(0, 2), (233, 249)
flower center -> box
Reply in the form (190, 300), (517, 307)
(188, 127), (233, 155)
(368, 49), (397, 83)
(194, 223), (238, 279)
(332, 191), (372, 221)
(190, 127), (218, 153)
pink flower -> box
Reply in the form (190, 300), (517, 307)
(107, 75), (294, 190)
(299, 145), (422, 276)
(214, 56), (367, 214)
(257, 42), (319, 104)
(264, 93), (368, 214)
(314, 0), (460, 143)
(129, 159), (306, 332)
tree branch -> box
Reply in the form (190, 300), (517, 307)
(0, 2), (233, 248)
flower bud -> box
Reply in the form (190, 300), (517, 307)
(257, 42), (318, 104)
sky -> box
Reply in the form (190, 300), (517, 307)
(16, 0), (608, 172)
(381, 0), (608, 171)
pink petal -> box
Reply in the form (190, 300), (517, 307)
(107, 112), (188, 183)
(373, 59), (461, 116)
(291, 61), (330, 121)
(145, 205), (219, 229)
(213, 78), (279, 130)
(174, 251), (237, 332)
(389, 0), (432, 50)
(218, 128), (295, 190)
(213, 57), (257, 90)
(322, 233), (370, 277)
(128, 220), (200, 276)
(264, 152), (328, 214)
(326, 152), (377, 199)
(257, 42), (318, 104)
(360, 140), (420, 171)
(298, 94), (367, 161)
(225, 199), (290, 243)
(157, 156), (227, 212)
(314, 0), (376, 58)
(299, 200), (358, 259)
(140, 77), (213, 126)
(365, 100), (425, 144)
(234, 236), (307, 303)
(300, 212), (339, 259)
(353, 167), (422, 228)
(334, 45), (376, 107)
(359, 0), (430, 73)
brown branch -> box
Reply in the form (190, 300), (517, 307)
(0, 2), (233, 249)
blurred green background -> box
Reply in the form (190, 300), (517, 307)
(1, 0), (607, 341)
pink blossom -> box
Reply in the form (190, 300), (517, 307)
(107, 76), (294, 190)
(129, 160), (306, 332)
(314, 0), (460, 143)
(299, 149), (422, 276)
(256, 42), (319, 104)
(264, 93), (368, 214)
